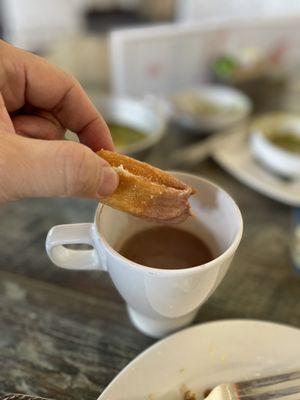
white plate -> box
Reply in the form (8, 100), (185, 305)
(172, 85), (252, 134)
(99, 319), (300, 400)
(212, 127), (300, 207)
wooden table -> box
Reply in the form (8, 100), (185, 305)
(1, 130), (300, 400)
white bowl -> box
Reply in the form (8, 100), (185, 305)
(250, 113), (300, 179)
(172, 85), (252, 134)
(90, 95), (167, 156)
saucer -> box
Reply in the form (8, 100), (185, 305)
(212, 126), (300, 206)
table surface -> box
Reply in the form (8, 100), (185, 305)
(1, 125), (300, 400)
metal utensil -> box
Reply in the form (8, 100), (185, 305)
(3, 370), (300, 400)
(170, 127), (236, 168)
(206, 370), (300, 400)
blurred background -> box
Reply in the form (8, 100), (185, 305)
(1, 0), (300, 100)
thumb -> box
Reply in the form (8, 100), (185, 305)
(2, 134), (119, 202)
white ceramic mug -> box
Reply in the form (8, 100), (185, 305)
(46, 172), (243, 338)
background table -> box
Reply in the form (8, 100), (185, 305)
(1, 128), (300, 400)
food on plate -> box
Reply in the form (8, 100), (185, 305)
(203, 388), (213, 397)
(97, 150), (194, 222)
(184, 390), (197, 400)
(174, 92), (241, 118)
(107, 122), (146, 149)
(181, 384), (197, 400)
(268, 131), (300, 154)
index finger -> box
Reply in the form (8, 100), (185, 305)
(23, 51), (114, 151)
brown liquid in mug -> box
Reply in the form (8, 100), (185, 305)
(119, 226), (214, 269)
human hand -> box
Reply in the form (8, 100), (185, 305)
(0, 40), (118, 203)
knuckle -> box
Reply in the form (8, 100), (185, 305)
(56, 142), (97, 196)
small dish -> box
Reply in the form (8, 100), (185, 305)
(250, 113), (300, 179)
(90, 95), (167, 156)
(171, 85), (252, 134)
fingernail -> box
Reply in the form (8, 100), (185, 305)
(98, 166), (119, 197)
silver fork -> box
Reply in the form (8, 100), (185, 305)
(206, 370), (300, 400)
(2, 371), (300, 400)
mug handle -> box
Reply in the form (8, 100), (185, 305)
(46, 223), (104, 271)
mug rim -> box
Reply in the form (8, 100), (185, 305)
(94, 172), (243, 276)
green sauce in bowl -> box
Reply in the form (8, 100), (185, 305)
(269, 131), (300, 154)
(108, 123), (147, 149)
